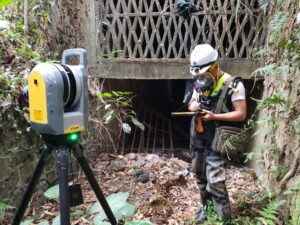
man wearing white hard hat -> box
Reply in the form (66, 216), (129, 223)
(188, 44), (246, 224)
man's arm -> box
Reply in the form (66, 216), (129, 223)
(201, 99), (247, 122)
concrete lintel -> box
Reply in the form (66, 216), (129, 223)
(93, 59), (259, 80)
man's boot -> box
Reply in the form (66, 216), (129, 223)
(195, 192), (211, 224)
(195, 204), (207, 224)
(214, 203), (231, 224)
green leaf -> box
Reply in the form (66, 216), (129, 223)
(92, 213), (107, 224)
(243, 152), (254, 163)
(120, 101), (129, 107)
(92, 203), (136, 224)
(27, 50), (40, 59)
(125, 221), (153, 225)
(71, 210), (85, 219)
(89, 192), (135, 224)
(268, 12), (288, 41)
(0, 0), (16, 8)
(44, 184), (59, 200)
(87, 192), (129, 215)
(130, 116), (145, 131)
(0, 202), (14, 211)
(114, 203), (136, 221)
(251, 64), (276, 78)
(259, 211), (277, 220)
(87, 202), (102, 215)
(278, 39), (289, 48)
(120, 91), (133, 96)
(283, 189), (293, 195)
(106, 192), (129, 208)
(93, 221), (111, 225)
(96, 92), (112, 98)
(255, 116), (273, 125)
(37, 220), (50, 225)
(52, 215), (60, 225)
(112, 91), (120, 96)
(20, 218), (35, 225)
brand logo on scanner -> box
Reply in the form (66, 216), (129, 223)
(64, 125), (84, 134)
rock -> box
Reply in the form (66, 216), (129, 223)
(133, 170), (150, 183)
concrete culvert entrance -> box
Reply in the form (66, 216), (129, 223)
(105, 78), (264, 160)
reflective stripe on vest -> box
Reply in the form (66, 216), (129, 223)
(211, 73), (231, 96)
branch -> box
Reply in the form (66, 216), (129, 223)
(88, 117), (118, 154)
(278, 146), (300, 193)
(24, 0), (28, 54)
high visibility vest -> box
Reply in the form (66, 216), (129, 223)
(195, 73), (232, 102)
(211, 73), (231, 97)
(194, 73), (233, 134)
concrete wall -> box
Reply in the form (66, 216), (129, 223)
(95, 59), (259, 80)
(49, 0), (259, 80)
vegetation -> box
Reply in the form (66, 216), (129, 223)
(0, 0), (145, 222)
(90, 90), (144, 154)
(0, 201), (14, 217)
(248, 0), (300, 223)
(0, 0), (299, 224)
(21, 186), (147, 225)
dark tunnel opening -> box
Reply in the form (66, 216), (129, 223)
(104, 78), (264, 155)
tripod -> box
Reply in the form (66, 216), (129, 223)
(12, 134), (118, 225)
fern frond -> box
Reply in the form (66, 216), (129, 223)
(258, 0), (269, 13)
(256, 94), (287, 110)
(0, 201), (14, 212)
(268, 12), (288, 41)
(251, 64), (277, 78)
(255, 200), (286, 225)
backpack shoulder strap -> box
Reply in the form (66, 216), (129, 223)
(214, 75), (236, 114)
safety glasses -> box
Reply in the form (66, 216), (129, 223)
(190, 66), (201, 75)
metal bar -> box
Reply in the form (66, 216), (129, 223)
(138, 108), (146, 153)
(130, 121), (138, 153)
(103, 9), (263, 17)
(162, 117), (165, 151)
(168, 120), (174, 152)
(152, 113), (158, 153)
(121, 131), (125, 155)
(73, 146), (118, 225)
(145, 111), (153, 152)
(56, 147), (71, 225)
(12, 145), (52, 225)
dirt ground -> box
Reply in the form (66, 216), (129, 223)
(4, 152), (264, 225)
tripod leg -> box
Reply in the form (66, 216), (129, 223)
(56, 146), (71, 225)
(73, 146), (118, 225)
(13, 145), (52, 225)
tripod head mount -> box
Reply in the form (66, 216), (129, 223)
(41, 132), (81, 147)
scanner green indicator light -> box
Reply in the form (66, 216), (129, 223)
(69, 133), (79, 142)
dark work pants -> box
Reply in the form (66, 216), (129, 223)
(191, 145), (231, 220)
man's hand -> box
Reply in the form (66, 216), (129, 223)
(188, 100), (201, 112)
(202, 100), (247, 122)
(201, 109), (216, 121)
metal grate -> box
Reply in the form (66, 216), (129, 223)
(118, 103), (190, 154)
(98, 0), (266, 60)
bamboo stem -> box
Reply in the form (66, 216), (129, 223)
(24, 0), (28, 55)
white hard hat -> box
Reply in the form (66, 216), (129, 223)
(190, 44), (218, 74)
